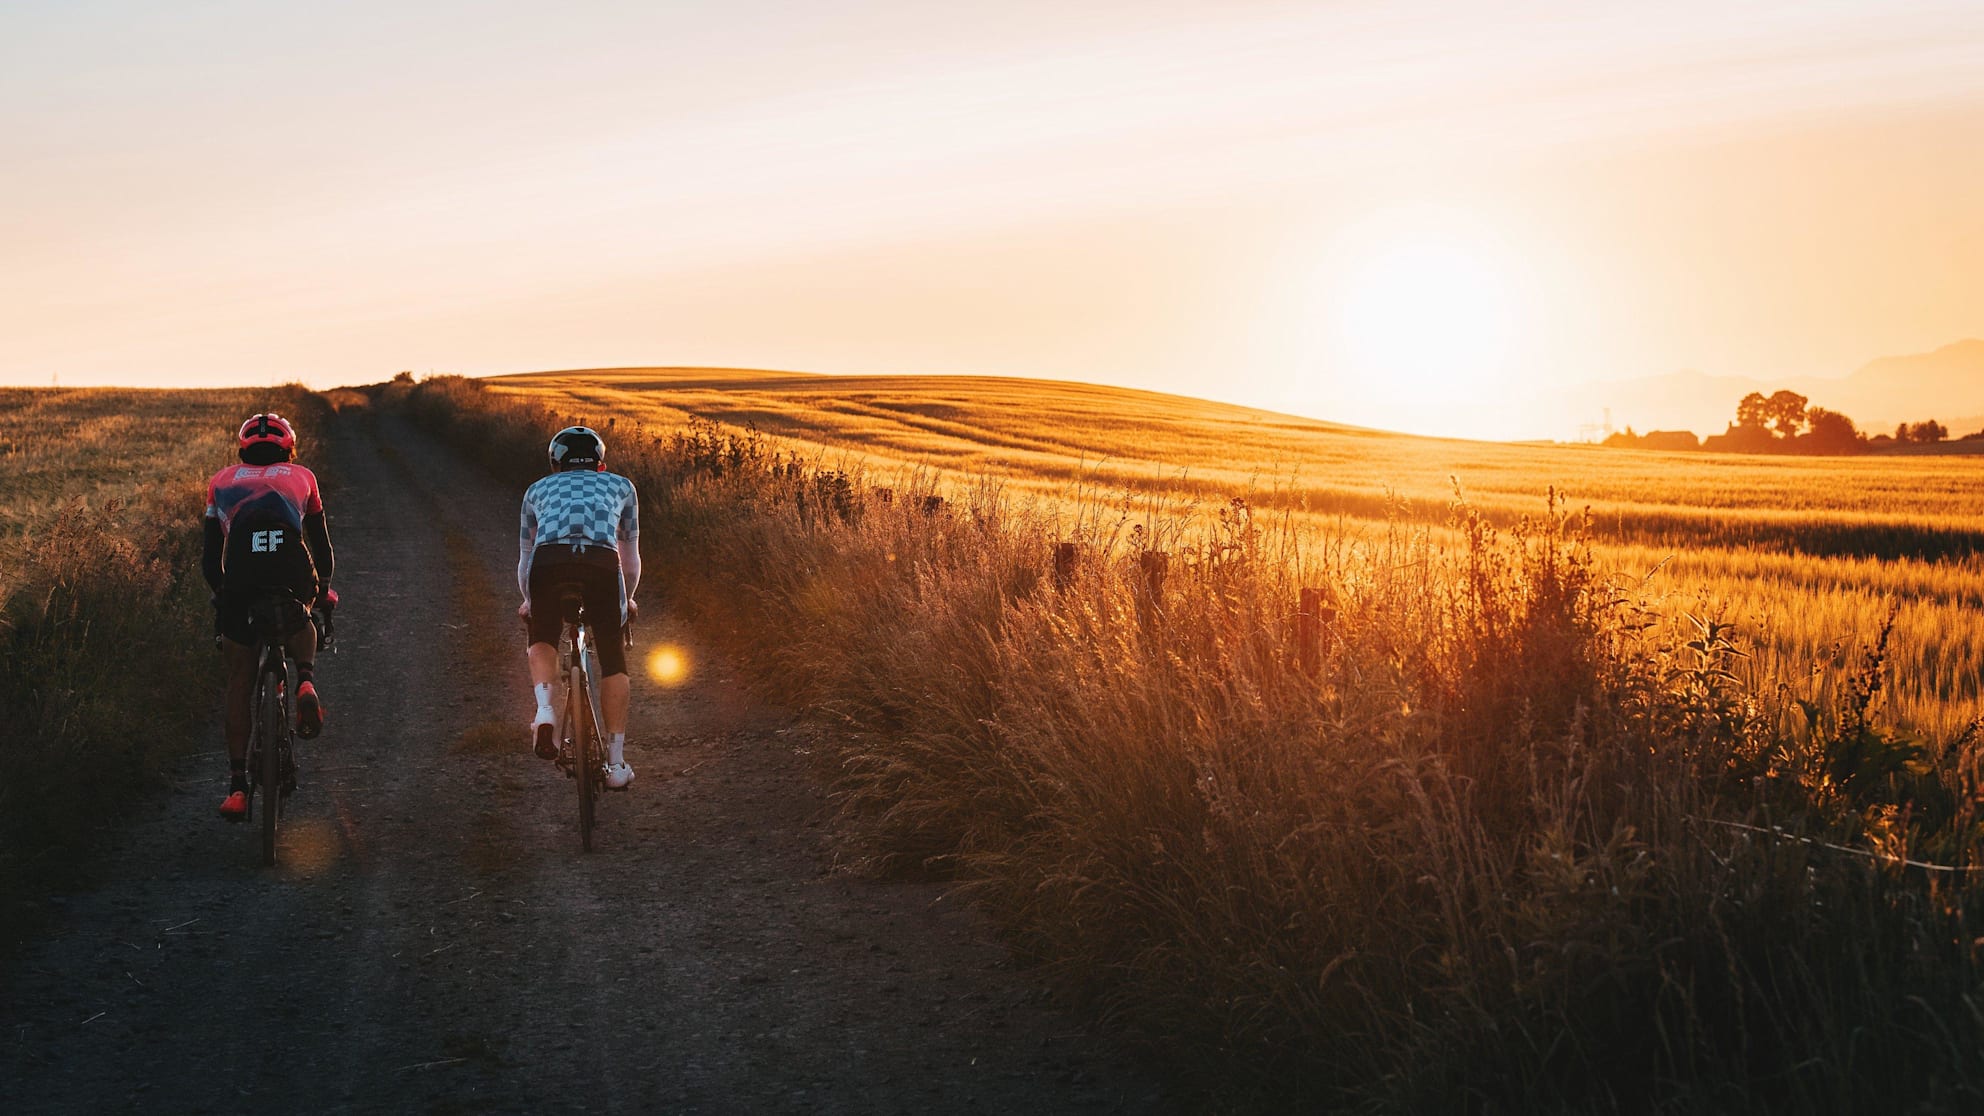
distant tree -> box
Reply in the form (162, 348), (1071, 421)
(1764, 390), (1808, 438)
(1802, 407), (1862, 454)
(1895, 422), (1912, 442)
(392, 371), (416, 384)
(1735, 392), (1770, 432)
(1912, 419), (1948, 443)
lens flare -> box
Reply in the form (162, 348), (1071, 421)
(647, 644), (691, 687)
(277, 815), (342, 877)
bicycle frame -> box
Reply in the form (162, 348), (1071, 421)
(236, 592), (334, 866)
(242, 596), (299, 868)
(555, 595), (610, 852)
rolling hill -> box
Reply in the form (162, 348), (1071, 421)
(480, 365), (1984, 739)
(1572, 339), (1984, 438)
(487, 365), (1984, 536)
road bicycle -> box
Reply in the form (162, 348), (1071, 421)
(549, 587), (622, 852)
(239, 594), (334, 866)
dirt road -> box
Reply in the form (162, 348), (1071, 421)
(0, 407), (1168, 1114)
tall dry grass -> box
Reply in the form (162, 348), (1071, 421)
(407, 375), (1984, 1111)
(486, 369), (1984, 737)
(0, 386), (322, 946)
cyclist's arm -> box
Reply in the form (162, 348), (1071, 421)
(618, 484), (640, 598)
(202, 515), (224, 592)
(518, 497), (537, 600)
(619, 544), (640, 599)
(303, 510), (334, 590)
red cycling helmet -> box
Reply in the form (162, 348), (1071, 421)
(238, 413), (297, 461)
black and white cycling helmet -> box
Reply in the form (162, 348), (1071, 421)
(548, 426), (605, 472)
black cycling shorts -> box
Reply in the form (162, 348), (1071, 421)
(525, 544), (628, 676)
(216, 587), (312, 648)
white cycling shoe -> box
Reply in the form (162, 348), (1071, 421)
(604, 761), (635, 790)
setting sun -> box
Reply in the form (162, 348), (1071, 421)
(1337, 232), (1517, 400)
(1306, 208), (1534, 438)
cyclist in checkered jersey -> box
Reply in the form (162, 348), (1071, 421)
(518, 426), (641, 787)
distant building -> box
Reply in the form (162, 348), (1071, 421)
(1640, 430), (1700, 451)
(1602, 428), (1700, 451)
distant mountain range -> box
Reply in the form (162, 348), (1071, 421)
(1570, 340), (1984, 439)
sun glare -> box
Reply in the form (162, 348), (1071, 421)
(647, 644), (691, 687)
(1309, 208), (1535, 437)
(1342, 240), (1512, 387)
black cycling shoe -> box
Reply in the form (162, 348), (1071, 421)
(533, 722), (557, 761)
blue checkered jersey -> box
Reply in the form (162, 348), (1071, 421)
(519, 470), (640, 594)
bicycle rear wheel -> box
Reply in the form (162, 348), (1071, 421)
(257, 663), (286, 866)
(572, 663), (597, 852)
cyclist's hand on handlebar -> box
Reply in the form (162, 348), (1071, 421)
(626, 598), (638, 621)
(321, 587), (339, 612)
(517, 600), (531, 620)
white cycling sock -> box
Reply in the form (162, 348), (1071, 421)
(609, 732), (626, 765)
(533, 683), (554, 723)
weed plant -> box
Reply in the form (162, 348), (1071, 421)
(407, 375), (1984, 1112)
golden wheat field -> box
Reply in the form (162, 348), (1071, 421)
(490, 367), (1984, 738)
(0, 386), (321, 942)
(413, 369), (1984, 1109)
(0, 388), (297, 597)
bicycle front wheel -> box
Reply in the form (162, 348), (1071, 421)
(257, 663), (287, 866)
(572, 664), (597, 852)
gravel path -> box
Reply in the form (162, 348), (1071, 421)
(0, 405), (1169, 1115)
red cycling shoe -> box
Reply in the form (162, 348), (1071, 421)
(218, 790), (248, 821)
(297, 681), (325, 739)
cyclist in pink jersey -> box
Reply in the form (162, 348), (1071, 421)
(203, 413), (337, 821)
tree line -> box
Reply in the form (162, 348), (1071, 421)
(1604, 390), (1972, 454)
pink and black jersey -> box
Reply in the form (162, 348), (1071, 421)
(205, 462), (326, 595)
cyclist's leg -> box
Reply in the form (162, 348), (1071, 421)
(274, 597), (324, 737)
(220, 637), (255, 815)
(579, 564), (630, 736)
(216, 592), (257, 816)
(582, 567), (634, 785)
(524, 560), (575, 687)
(600, 673), (629, 737)
(526, 642), (559, 687)
(283, 617), (316, 670)
(222, 639), (256, 763)
(523, 561), (576, 757)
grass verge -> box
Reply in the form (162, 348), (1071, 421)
(0, 386), (324, 949)
(402, 374), (1984, 1113)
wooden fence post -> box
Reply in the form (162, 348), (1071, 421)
(1296, 587), (1338, 676)
(1054, 542), (1078, 592)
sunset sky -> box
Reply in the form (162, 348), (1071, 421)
(5, 1), (1983, 438)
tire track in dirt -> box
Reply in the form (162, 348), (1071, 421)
(0, 404), (1169, 1114)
